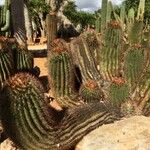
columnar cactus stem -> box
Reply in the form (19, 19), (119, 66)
(1, 72), (120, 150)
(48, 39), (75, 98)
(99, 21), (123, 81)
(71, 36), (102, 87)
(124, 48), (144, 90)
(109, 77), (129, 107)
(14, 46), (34, 71)
(0, 37), (14, 90)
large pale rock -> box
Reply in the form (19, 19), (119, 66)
(0, 139), (21, 150)
(76, 116), (150, 150)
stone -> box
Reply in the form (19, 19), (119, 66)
(0, 139), (21, 150)
(76, 116), (150, 150)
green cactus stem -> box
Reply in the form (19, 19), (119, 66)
(124, 48), (144, 90)
(14, 47), (34, 71)
(83, 32), (101, 66)
(109, 77), (129, 107)
(48, 39), (75, 98)
(79, 80), (104, 103)
(0, 37), (14, 90)
(0, 0), (10, 32)
(99, 21), (123, 81)
(71, 36), (102, 87)
(1, 72), (120, 150)
(132, 69), (150, 115)
(95, 14), (101, 33)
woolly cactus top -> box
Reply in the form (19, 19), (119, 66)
(6, 73), (44, 94)
(107, 21), (122, 29)
(50, 38), (68, 54)
(84, 80), (99, 89)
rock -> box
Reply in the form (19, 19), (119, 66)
(0, 139), (21, 150)
(76, 116), (150, 150)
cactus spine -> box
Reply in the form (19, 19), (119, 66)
(1, 72), (120, 150)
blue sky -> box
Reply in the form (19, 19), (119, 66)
(75, 0), (124, 12)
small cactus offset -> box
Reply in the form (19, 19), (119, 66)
(109, 77), (129, 107)
(79, 80), (104, 103)
(14, 46), (34, 71)
(99, 21), (123, 81)
(48, 39), (76, 98)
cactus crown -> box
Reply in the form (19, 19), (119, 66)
(50, 38), (68, 54)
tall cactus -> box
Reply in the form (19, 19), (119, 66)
(99, 21), (123, 81)
(1, 72), (120, 150)
(124, 47), (144, 90)
(48, 39), (76, 98)
(70, 35), (102, 87)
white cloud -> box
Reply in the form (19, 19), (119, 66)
(0, 0), (5, 6)
(75, 0), (124, 12)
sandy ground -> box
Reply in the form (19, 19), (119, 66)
(34, 57), (48, 76)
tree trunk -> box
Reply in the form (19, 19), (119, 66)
(24, 1), (33, 44)
(11, 0), (27, 49)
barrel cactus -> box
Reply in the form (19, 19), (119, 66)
(1, 72), (120, 150)
(79, 80), (104, 103)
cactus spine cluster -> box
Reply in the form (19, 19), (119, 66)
(1, 72), (120, 150)
(0, 0), (10, 33)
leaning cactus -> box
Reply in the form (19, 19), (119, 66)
(79, 80), (104, 103)
(1, 72), (120, 150)
(48, 39), (76, 98)
(71, 36), (102, 87)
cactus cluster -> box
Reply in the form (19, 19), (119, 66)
(0, 0), (10, 34)
(1, 72), (120, 150)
